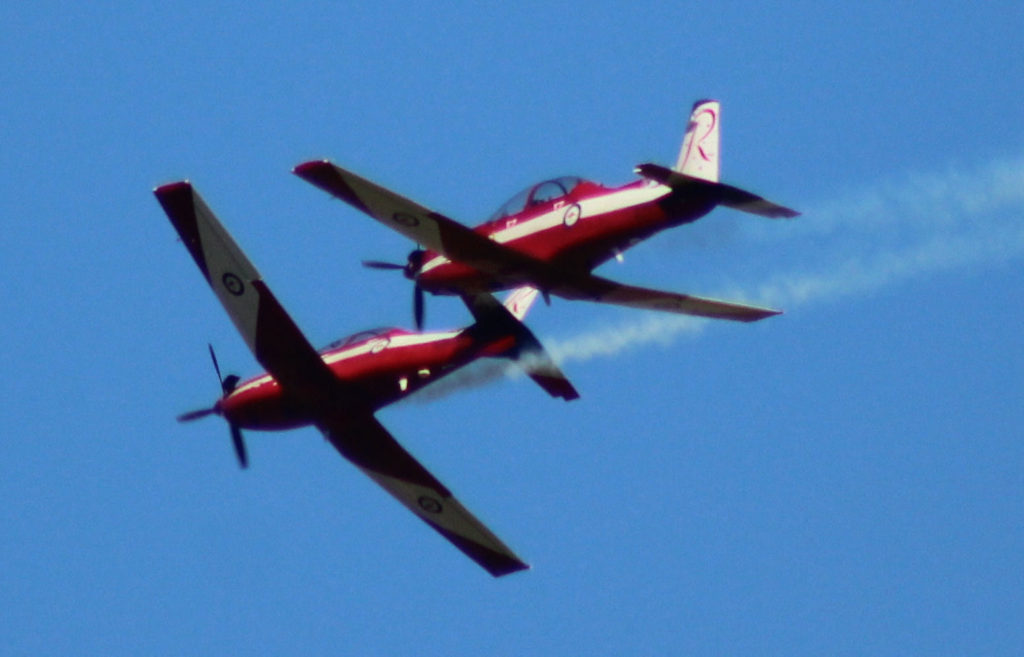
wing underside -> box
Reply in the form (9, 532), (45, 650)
(319, 414), (528, 577)
(293, 160), (539, 276)
(553, 274), (781, 322)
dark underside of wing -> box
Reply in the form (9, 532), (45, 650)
(317, 412), (529, 577)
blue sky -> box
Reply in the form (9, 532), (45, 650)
(3, 2), (1023, 655)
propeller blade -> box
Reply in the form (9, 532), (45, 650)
(362, 260), (406, 270)
(208, 343), (223, 386)
(230, 423), (249, 469)
(413, 284), (425, 331)
(181, 345), (248, 468)
(177, 407), (216, 422)
(208, 345), (240, 395)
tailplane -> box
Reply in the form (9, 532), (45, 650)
(674, 99), (720, 182)
(635, 163), (799, 219)
(463, 288), (579, 401)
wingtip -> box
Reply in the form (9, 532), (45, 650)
(724, 304), (782, 322)
(490, 560), (532, 578)
(153, 180), (192, 196)
(292, 159), (331, 175)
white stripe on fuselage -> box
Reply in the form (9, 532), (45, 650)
(419, 183), (670, 274)
(320, 330), (461, 366)
(231, 330), (463, 396)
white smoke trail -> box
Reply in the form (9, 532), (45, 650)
(546, 155), (1024, 365)
(409, 155), (1024, 401)
(753, 154), (1024, 240)
(754, 225), (1024, 307)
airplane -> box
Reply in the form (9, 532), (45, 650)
(154, 181), (580, 577)
(293, 99), (798, 329)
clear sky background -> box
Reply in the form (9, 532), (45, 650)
(3, 2), (1023, 655)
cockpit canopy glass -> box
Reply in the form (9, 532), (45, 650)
(321, 327), (393, 352)
(488, 176), (583, 222)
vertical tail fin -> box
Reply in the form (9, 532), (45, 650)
(501, 285), (540, 321)
(674, 99), (720, 182)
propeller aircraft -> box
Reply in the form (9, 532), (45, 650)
(294, 100), (798, 330)
(154, 181), (579, 577)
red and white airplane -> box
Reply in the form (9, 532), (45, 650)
(154, 182), (579, 577)
(294, 100), (798, 329)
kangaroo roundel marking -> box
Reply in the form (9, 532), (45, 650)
(392, 212), (420, 227)
(221, 272), (245, 296)
(417, 496), (443, 514)
(563, 203), (581, 227)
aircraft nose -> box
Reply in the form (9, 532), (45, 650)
(406, 248), (426, 278)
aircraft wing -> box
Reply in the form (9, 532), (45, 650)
(154, 182), (339, 400)
(293, 160), (541, 277)
(552, 274), (781, 322)
(155, 181), (527, 577)
(318, 413), (529, 577)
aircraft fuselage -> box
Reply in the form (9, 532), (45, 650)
(218, 327), (513, 431)
(416, 179), (716, 294)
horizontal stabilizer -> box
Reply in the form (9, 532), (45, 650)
(463, 292), (579, 401)
(522, 358), (580, 401)
(635, 163), (799, 219)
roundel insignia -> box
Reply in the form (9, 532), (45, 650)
(221, 272), (245, 296)
(417, 496), (443, 514)
(563, 203), (581, 227)
(392, 212), (420, 227)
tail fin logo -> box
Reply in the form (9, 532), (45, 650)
(689, 107), (717, 164)
(675, 100), (721, 182)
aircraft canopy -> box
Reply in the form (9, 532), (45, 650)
(321, 327), (396, 352)
(488, 176), (584, 221)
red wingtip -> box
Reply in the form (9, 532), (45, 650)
(292, 159), (330, 175)
(153, 180), (192, 196)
